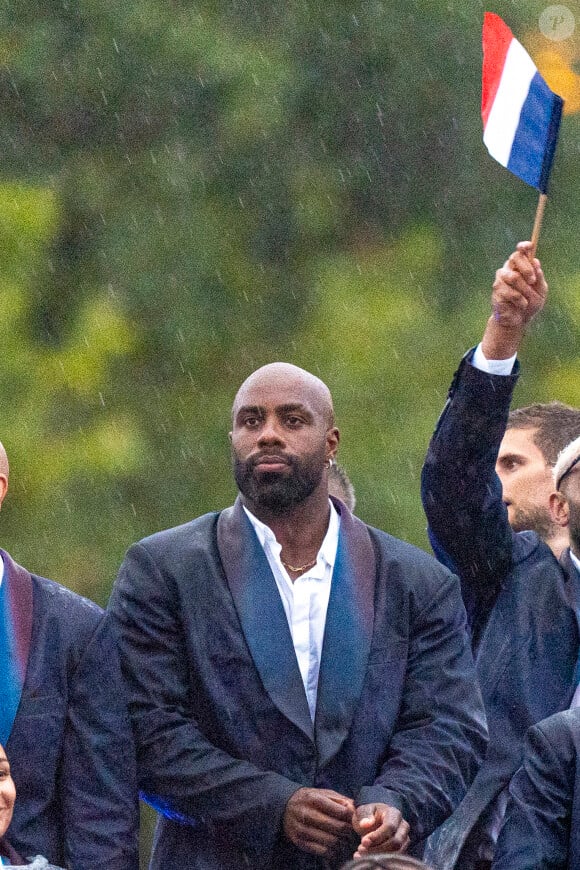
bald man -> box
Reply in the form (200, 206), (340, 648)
(0, 442), (138, 868)
(108, 363), (486, 870)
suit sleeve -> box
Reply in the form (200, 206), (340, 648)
(492, 716), (576, 870)
(357, 563), (488, 843)
(107, 542), (300, 855)
(62, 614), (140, 870)
(421, 351), (519, 622)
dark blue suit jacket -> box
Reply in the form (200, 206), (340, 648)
(109, 496), (487, 870)
(492, 707), (580, 870)
(421, 353), (580, 870)
(4, 551), (139, 869)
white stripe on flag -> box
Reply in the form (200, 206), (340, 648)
(483, 39), (537, 167)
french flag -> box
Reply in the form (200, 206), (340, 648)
(482, 12), (563, 193)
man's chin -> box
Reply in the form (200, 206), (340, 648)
(509, 507), (555, 539)
(255, 487), (304, 512)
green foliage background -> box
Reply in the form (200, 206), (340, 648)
(0, 0), (579, 861)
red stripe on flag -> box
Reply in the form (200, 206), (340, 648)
(482, 12), (514, 127)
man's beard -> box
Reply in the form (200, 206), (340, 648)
(510, 504), (557, 541)
(233, 450), (325, 514)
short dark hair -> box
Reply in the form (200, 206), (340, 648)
(507, 402), (580, 466)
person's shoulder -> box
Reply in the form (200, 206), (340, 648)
(519, 709), (580, 783)
(512, 529), (553, 565)
(365, 523), (456, 585)
(510, 531), (569, 593)
(134, 510), (221, 557)
(25, 572), (105, 658)
(533, 707), (580, 748)
(30, 571), (103, 623)
(366, 522), (442, 563)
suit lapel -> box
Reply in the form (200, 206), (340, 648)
(560, 549), (580, 688)
(0, 550), (33, 744)
(561, 548), (580, 611)
(216, 498), (314, 741)
(315, 500), (375, 768)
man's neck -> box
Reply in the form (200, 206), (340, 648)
(242, 488), (331, 556)
(545, 528), (570, 560)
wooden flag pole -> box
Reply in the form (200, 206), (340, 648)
(530, 192), (547, 257)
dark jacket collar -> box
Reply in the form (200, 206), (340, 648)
(216, 496), (376, 767)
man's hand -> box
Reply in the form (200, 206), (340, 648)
(352, 803), (410, 857)
(283, 787), (355, 857)
(481, 240), (548, 360)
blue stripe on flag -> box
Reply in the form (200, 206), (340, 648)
(508, 72), (563, 193)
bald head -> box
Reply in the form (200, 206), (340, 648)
(233, 363), (335, 427)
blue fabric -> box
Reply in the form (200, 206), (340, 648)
(507, 71), (563, 192)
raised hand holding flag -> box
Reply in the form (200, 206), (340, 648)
(482, 12), (564, 252)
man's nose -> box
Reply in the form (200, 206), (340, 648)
(257, 419), (284, 445)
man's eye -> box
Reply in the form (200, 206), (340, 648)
(286, 416), (303, 426)
(503, 460), (518, 471)
(244, 416), (260, 427)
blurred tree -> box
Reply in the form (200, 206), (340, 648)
(0, 0), (577, 588)
(0, 3), (578, 861)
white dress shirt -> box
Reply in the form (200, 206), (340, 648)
(471, 343), (517, 375)
(243, 501), (340, 720)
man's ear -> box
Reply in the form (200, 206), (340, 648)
(0, 474), (7, 509)
(326, 427), (340, 462)
(549, 491), (569, 528)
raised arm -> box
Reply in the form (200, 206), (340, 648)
(421, 243), (547, 615)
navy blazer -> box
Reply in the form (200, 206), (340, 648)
(421, 353), (580, 870)
(4, 551), (139, 869)
(109, 496), (487, 870)
(492, 707), (580, 870)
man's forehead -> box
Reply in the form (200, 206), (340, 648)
(235, 381), (315, 409)
(500, 427), (544, 460)
(233, 364), (332, 416)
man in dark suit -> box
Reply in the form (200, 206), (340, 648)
(0, 442), (138, 869)
(108, 361), (487, 870)
(492, 435), (580, 870)
(492, 708), (580, 870)
(421, 242), (580, 870)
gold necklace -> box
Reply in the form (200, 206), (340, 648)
(281, 556), (317, 573)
